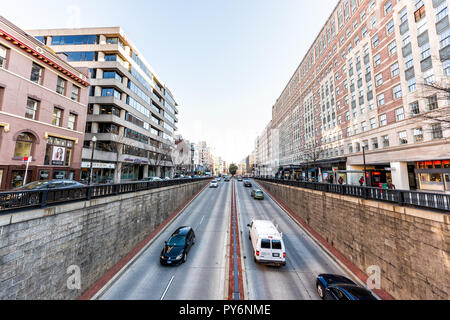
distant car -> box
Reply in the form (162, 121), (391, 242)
(316, 274), (378, 300)
(238, 176), (243, 182)
(210, 180), (219, 188)
(224, 177), (230, 182)
(244, 181), (253, 188)
(251, 189), (264, 200)
(160, 226), (196, 265)
(142, 177), (162, 182)
(15, 180), (84, 191)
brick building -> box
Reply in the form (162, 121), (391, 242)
(0, 16), (90, 191)
(256, 0), (450, 193)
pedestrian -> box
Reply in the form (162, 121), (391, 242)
(338, 176), (344, 185)
(359, 176), (365, 186)
(329, 175), (334, 184)
(388, 181), (396, 190)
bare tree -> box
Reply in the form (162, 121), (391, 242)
(302, 139), (323, 181)
(148, 142), (173, 178)
(410, 55), (450, 131)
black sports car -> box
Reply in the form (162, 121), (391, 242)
(316, 274), (378, 300)
(160, 227), (196, 266)
(244, 181), (252, 187)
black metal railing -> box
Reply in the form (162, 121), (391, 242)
(0, 177), (212, 213)
(255, 178), (450, 212)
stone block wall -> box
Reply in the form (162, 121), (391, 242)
(0, 180), (208, 300)
(258, 181), (450, 300)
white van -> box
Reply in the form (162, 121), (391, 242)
(247, 219), (286, 267)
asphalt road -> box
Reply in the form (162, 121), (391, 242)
(99, 180), (232, 300)
(98, 178), (352, 300)
(236, 179), (349, 300)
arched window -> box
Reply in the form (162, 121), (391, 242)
(14, 133), (34, 158)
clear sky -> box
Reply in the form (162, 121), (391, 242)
(2, 0), (337, 164)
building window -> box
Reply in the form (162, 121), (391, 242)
(384, 0), (392, 15)
(30, 63), (44, 85)
(423, 69), (435, 84)
(393, 85), (402, 99)
(440, 28), (450, 48)
(25, 98), (39, 120)
(14, 133), (33, 158)
(386, 19), (394, 34)
(414, 128), (424, 142)
(396, 107), (405, 121)
(372, 34), (379, 48)
(398, 131), (408, 145)
(56, 77), (66, 95)
(372, 138), (379, 149)
(382, 135), (390, 148)
(428, 95), (438, 110)
(377, 93), (385, 106)
(102, 88), (122, 100)
(105, 54), (117, 61)
(431, 124), (443, 139)
(374, 53), (381, 67)
(71, 85), (80, 101)
(391, 63), (399, 77)
(52, 107), (63, 126)
(376, 73), (383, 86)
(68, 113), (77, 130)
(388, 41), (397, 55)
(444, 59), (450, 76)
(410, 101), (420, 115)
(0, 45), (7, 68)
(420, 42), (431, 60)
(380, 114), (387, 126)
(370, 117), (377, 129)
(408, 78), (417, 92)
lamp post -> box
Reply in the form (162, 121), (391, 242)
(88, 136), (97, 186)
(363, 145), (368, 187)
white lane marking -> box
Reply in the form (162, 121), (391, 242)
(160, 275), (175, 300)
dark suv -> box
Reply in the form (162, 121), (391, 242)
(160, 227), (196, 265)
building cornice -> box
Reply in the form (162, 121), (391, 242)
(0, 28), (90, 87)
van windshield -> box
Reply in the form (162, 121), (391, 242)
(272, 240), (282, 250)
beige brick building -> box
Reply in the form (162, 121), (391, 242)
(256, 0), (450, 193)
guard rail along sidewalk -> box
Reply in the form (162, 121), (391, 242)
(0, 177), (212, 213)
(255, 177), (450, 212)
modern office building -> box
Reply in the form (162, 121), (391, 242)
(28, 27), (179, 183)
(257, 0), (450, 193)
(0, 16), (90, 191)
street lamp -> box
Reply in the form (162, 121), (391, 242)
(362, 145), (368, 187)
(88, 136), (97, 186)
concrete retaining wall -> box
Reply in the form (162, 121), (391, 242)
(258, 181), (450, 300)
(0, 180), (208, 300)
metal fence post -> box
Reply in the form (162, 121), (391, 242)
(40, 190), (48, 208)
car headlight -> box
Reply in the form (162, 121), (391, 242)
(176, 254), (183, 260)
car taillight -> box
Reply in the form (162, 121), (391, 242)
(283, 253), (286, 258)
(256, 251), (260, 257)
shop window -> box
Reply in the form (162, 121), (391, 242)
(39, 170), (50, 180)
(44, 136), (74, 166)
(14, 133), (34, 158)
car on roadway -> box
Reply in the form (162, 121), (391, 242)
(251, 189), (264, 200)
(244, 180), (253, 188)
(160, 226), (196, 265)
(247, 219), (286, 267)
(141, 177), (162, 182)
(15, 180), (85, 191)
(210, 180), (219, 188)
(237, 176), (243, 182)
(316, 274), (378, 300)
(224, 176), (230, 182)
